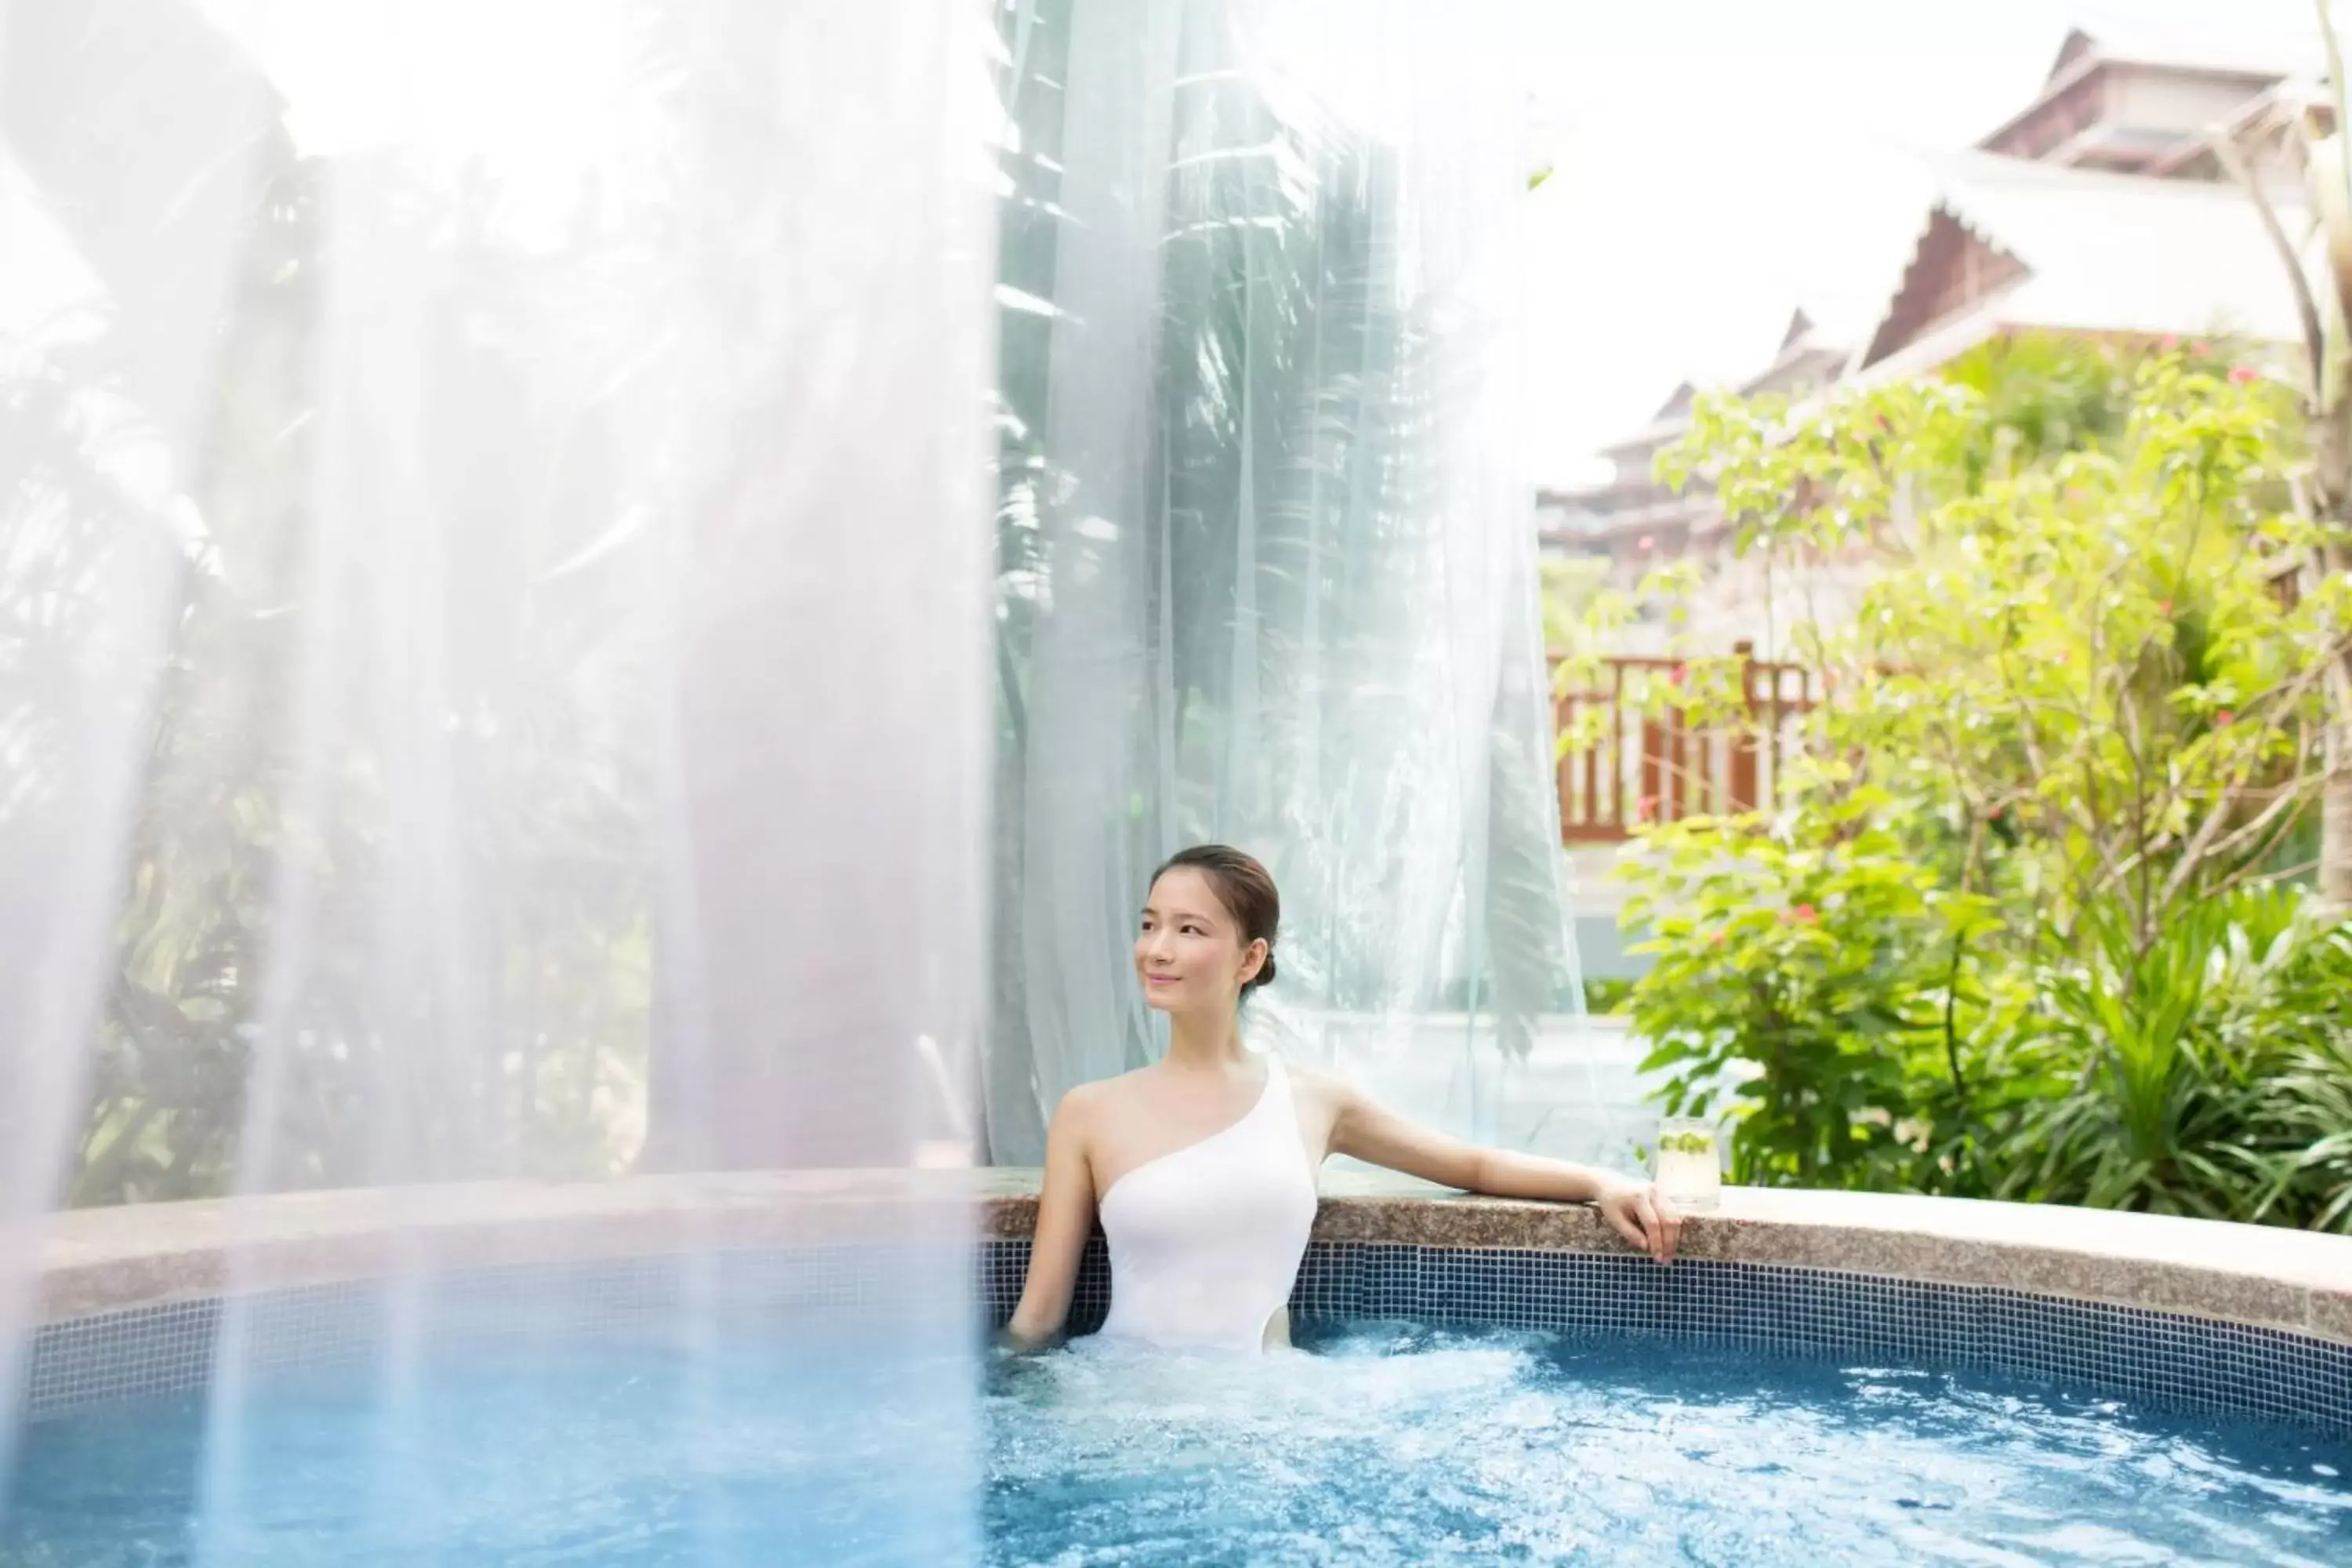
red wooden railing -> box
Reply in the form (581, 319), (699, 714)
(1552, 641), (1816, 842)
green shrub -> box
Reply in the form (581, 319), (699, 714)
(1578, 978), (1635, 1015)
(1994, 890), (2352, 1229)
(1593, 335), (2352, 1229)
(1620, 773), (2027, 1193)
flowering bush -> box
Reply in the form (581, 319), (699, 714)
(1600, 337), (2352, 1226)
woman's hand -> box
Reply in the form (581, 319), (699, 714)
(1594, 1176), (1682, 1264)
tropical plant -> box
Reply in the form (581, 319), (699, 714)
(1584, 332), (2352, 1227)
(2214, 0), (2352, 915)
(1621, 767), (2032, 1193)
(1995, 887), (2352, 1228)
(1654, 343), (2340, 955)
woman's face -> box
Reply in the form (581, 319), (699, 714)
(1134, 868), (1264, 1015)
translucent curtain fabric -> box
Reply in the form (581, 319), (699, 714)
(1, 0), (989, 1553)
(987, 0), (1584, 1163)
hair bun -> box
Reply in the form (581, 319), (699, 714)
(1250, 952), (1278, 990)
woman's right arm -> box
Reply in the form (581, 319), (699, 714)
(1002, 1087), (1098, 1349)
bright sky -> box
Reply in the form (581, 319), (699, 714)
(1518, 0), (2328, 487)
(2, 0), (2330, 492)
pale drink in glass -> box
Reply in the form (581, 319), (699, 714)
(1653, 1118), (1721, 1212)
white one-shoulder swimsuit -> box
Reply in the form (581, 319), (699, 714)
(1095, 1058), (1319, 1354)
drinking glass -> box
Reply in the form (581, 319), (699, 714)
(1653, 1117), (1722, 1212)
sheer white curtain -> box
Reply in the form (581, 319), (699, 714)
(2, 1), (989, 1552)
(986, 0), (1587, 1164)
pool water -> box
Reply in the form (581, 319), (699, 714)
(6, 1316), (2348, 1566)
(993, 1321), (2352, 1564)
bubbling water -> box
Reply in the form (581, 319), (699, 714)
(985, 1321), (2352, 1566)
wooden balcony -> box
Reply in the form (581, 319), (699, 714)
(1552, 641), (1817, 842)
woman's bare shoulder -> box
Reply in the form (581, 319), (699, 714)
(1052, 1066), (1156, 1122)
(1280, 1062), (1364, 1115)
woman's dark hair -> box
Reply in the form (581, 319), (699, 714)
(1150, 844), (1279, 991)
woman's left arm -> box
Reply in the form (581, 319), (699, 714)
(1323, 1078), (1682, 1263)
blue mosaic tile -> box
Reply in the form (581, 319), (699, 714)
(976, 1234), (1108, 1334)
(975, 1238), (2352, 1437)
(1354, 1243), (1423, 1319)
(1287, 1240), (1358, 1320)
(21, 1298), (227, 1417)
(1981, 1287), (2351, 1433)
(20, 1243), (973, 1421)
(24, 1239), (2351, 1441)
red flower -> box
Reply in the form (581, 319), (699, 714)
(2158, 599), (2172, 616)
(1786, 903), (1819, 924)
(1708, 929), (1728, 946)
(2227, 365), (2258, 385)
(1669, 662), (1688, 687)
(1638, 534), (1655, 550)
(2215, 709), (2234, 726)
(2158, 335), (2180, 352)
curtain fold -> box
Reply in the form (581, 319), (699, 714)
(986, 0), (1588, 1165)
(2, 2), (990, 1551)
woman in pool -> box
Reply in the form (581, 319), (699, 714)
(1006, 843), (1681, 1354)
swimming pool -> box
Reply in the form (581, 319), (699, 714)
(7, 1300), (2349, 1566)
(10, 1178), (2351, 1563)
(994, 1320), (2352, 1564)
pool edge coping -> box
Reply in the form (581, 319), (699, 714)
(27, 1170), (2352, 1347)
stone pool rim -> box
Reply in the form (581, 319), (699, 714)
(26, 1169), (2352, 1346)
